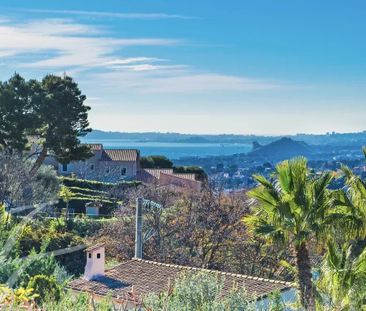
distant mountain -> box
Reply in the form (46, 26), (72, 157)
(85, 130), (275, 144)
(248, 137), (312, 159)
(85, 129), (366, 147)
(252, 141), (262, 150)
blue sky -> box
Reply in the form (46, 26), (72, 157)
(1, 0), (365, 135)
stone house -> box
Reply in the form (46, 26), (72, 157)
(54, 143), (202, 189)
(58, 144), (140, 183)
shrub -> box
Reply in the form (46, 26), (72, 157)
(27, 274), (61, 305)
(44, 231), (86, 276)
(143, 272), (255, 311)
(18, 249), (58, 287)
(60, 176), (140, 191)
(0, 284), (38, 306)
(141, 155), (173, 169)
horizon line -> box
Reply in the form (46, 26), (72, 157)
(86, 128), (366, 137)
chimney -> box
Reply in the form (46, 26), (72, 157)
(135, 198), (143, 259)
(84, 244), (105, 280)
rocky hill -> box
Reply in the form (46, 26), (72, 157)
(249, 137), (312, 160)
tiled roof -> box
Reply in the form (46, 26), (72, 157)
(69, 258), (294, 303)
(144, 169), (174, 179)
(167, 173), (196, 181)
(85, 243), (105, 252)
(136, 169), (173, 183)
(101, 149), (139, 162)
(136, 169), (197, 183)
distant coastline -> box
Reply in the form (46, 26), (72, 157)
(85, 129), (366, 146)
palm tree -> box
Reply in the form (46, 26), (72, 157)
(335, 147), (366, 241)
(316, 241), (366, 310)
(244, 157), (336, 310)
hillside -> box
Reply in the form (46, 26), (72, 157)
(248, 137), (312, 159)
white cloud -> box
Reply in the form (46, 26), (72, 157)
(22, 9), (195, 20)
(0, 18), (179, 71)
(90, 68), (281, 94)
(140, 73), (280, 93)
(0, 14), (283, 96)
(101, 57), (165, 66)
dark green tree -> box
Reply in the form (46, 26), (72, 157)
(140, 155), (173, 169)
(30, 75), (92, 175)
(0, 74), (34, 151)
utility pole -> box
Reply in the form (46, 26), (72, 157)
(135, 197), (143, 259)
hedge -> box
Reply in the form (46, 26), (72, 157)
(59, 176), (141, 190)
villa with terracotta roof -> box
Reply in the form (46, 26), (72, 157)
(57, 143), (202, 189)
(58, 144), (140, 183)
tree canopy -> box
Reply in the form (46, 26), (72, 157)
(0, 74), (35, 151)
(0, 73), (92, 174)
(140, 155), (173, 169)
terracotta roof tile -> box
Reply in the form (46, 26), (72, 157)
(136, 169), (173, 183)
(101, 149), (139, 162)
(136, 169), (197, 182)
(166, 172), (196, 181)
(69, 259), (294, 303)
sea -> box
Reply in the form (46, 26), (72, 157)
(81, 139), (252, 160)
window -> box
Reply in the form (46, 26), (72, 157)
(121, 168), (127, 176)
(90, 164), (94, 170)
(97, 253), (101, 259)
(62, 164), (68, 172)
(88, 253), (92, 259)
(106, 167), (110, 174)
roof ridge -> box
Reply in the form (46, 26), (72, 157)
(144, 168), (173, 171)
(160, 171), (200, 182)
(131, 258), (294, 287)
(104, 148), (139, 151)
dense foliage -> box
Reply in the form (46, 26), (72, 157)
(244, 156), (366, 310)
(140, 155), (173, 169)
(0, 73), (92, 175)
(58, 176), (140, 214)
(143, 272), (256, 311)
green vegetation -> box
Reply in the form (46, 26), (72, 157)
(1, 73), (366, 310)
(244, 157), (336, 310)
(0, 73), (92, 175)
(143, 272), (256, 311)
(244, 155), (366, 310)
(141, 155), (174, 168)
(316, 242), (366, 310)
(27, 274), (61, 305)
(58, 176), (140, 214)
